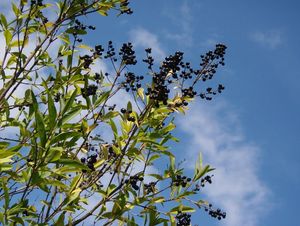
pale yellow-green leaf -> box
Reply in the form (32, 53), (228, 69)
(137, 87), (144, 100)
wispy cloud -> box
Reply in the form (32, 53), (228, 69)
(251, 30), (282, 49)
(177, 101), (269, 226)
(163, 0), (194, 47)
(129, 27), (166, 61)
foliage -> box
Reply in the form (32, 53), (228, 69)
(0, 0), (227, 225)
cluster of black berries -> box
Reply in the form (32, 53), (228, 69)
(107, 104), (116, 111)
(108, 145), (117, 159)
(204, 204), (226, 220)
(182, 86), (197, 98)
(144, 182), (156, 194)
(104, 41), (117, 61)
(146, 72), (170, 106)
(200, 44), (226, 66)
(199, 44), (227, 81)
(80, 55), (93, 69)
(79, 45), (104, 69)
(22, 210), (29, 216)
(199, 84), (225, 101)
(125, 175), (144, 190)
(178, 62), (194, 80)
(120, 0), (130, 7)
(142, 48), (154, 69)
(200, 175), (213, 187)
(217, 84), (225, 93)
(173, 175), (192, 188)
(119, 43), (137, 65)
(94, 45), (104, 57)
(103, 144), (117, 159)
(33, 9), (48, 24)
(145, 52), (186, 107)
(176, 212), (191, 226)
(81, 145), (99, 172)
(214, 44), (227, 61)
(54, 93), (61, 102)
(71, 19), (95, 37)
(120, 108), (135, 121)
(81, 153), (97, 171)
(123, 72), (144, 92)
(194, 183), (201, 192)
(120, 108), (130, 114)
(120, 0), (133, 14)
(81, 84), (98, 97)
(94, 72), (103, 84)
(31, 0), (44, 6)
(161, 51), (184, 75)
(171, 100), (188, 108)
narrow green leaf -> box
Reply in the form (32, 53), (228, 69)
(4, 29), (12, 46)
(169, 205), (195, 214)
(137, 87), (144, 100)
(62, 89), (77, 115)
(32, 91), (46, 147)
(53, 212), (65, 226)
(94, 91), (110, 107)
(50, 131), (81, 145)
(45, 147), (63, 163)
(2, 180), (9, 211)
(151, 197), (165, 203)
(48, 91), (57, 129)
(59, 106), (81, 125)
(0, 14), (8, 29)
(12, 2), (20, 16)
(54, 159), (89, 170)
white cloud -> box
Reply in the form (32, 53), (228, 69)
(163, 0), (194, 47)
(251, 30), (282, 49)
(129, 27), (166, 61)
(177, 101), (269, 226)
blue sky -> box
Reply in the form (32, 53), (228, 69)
(83, 1), (300, 225)
(1, 0), (300, 225)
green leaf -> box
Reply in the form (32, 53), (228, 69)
(0, 148), (15, 161)
(94, 91), (110, 107)
(60, 106), (81, 125)
(109, 119), (118, 140)
(102, 111), (119, 121)
(45, 147), (63, 163)
(65, 28), (87, 35)
(65, 188), (81, 206)
(147, 173), (163, 180)
(148, 154), (161, 163)
(169, 205), (195, 214)
(4, 29), (12, 46)
(2, 180), (9, 211)
(54, 159), (89, 170)
(48, 91), (57, 129)
(32, 171), (49, 193)
(31, 90), (46, 147)
(0, 14), (7, 29)
(35, 111), (47, 148)
(98, 9), (108, 16)
(77, 44), (92, 50)
(50, 131), (81, 145)
(47, 179), (67, 190)
(161, 123), (176, 134)
(137, 87), (144, 100)
(53, 212), (65, 226)
(151, 197), (165, 203)
(62, 89), (77, 115)
(193, 165), (214, 182)
(70, 174), (82, 191)
(12, 2), (20, 16)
